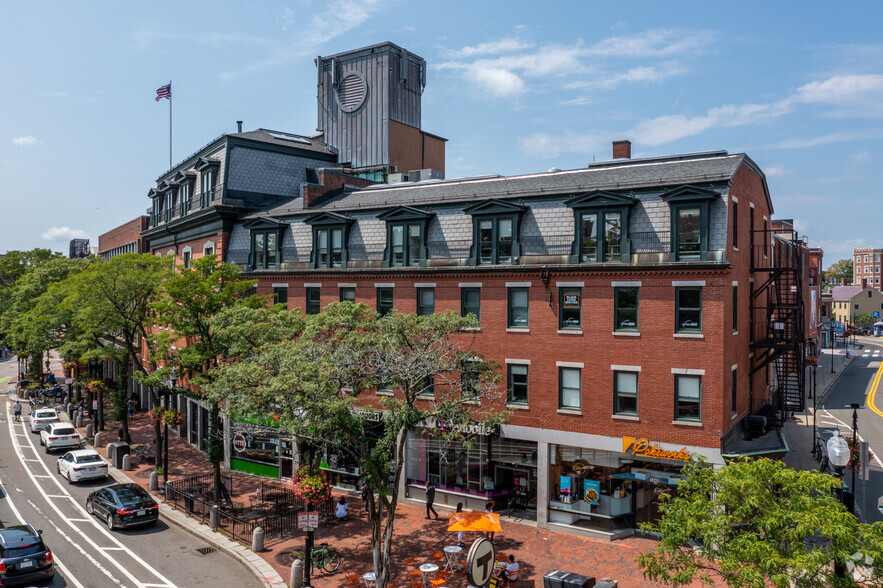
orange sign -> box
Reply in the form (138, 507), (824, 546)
(622, 436), (693, 462)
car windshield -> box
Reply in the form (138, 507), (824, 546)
(35, 411), (56, 418)
(53, 428), (76, 435)
(76, 454), (102, 464)
(115, 487), (150, 507)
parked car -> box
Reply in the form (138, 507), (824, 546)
(57, 449), (108, 484)
(40, 423), (80, 454)
(86, 484), (159, 530)
(28, 409), (59, 433)
(0, 524), (54, 586)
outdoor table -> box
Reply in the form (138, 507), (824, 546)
(442, 545), (462, 572)
(418, 563), (438, 587)
(243, 510), (264, 521)
(363, 571), (377, 588)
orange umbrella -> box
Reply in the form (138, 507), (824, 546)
(447, 509), (502, 532)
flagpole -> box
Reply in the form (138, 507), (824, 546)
(169, 80), (172, 169)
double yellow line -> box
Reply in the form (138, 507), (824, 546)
(860, 340), (883, 418)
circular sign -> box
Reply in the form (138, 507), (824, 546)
(572, 459), (592, 476)
(465, 538), (496, 587)
(233, 433), (247, 453)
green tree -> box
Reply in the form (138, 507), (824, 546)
(207, 302), (506, 587)
(825, 259), (854, 284)
(149, 255), (258, 502)
(854, 313), (874, 328)
(637, 457), (883, 587)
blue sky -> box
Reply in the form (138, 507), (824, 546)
(2, 1), (882, 268)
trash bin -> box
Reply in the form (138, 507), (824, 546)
(544, 570), (570, 588)
(595, 580), (617, 588)
(107, 441), (129, 469)
(562, 573), (595, 588)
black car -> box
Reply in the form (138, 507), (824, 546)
(86, 484), (159, 530)
(0, 524), (54, 586)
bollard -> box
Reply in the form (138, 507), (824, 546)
(71, 410), (78, 422)
(291, 559), (304, 588)
(67, 403), (74, 415)
(121, 454), (131, 471)
(93, 432), (102, 448)
(252, 526), (264, 552)
(149, 470), (159, 491)
(75, 414), (83, 428)
(85, 424), (93, 439)
(210, 504), (220, 530)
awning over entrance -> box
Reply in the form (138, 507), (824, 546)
(721, 427), (789, 460)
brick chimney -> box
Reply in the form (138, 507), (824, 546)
(841, 278), (848, 286)
(613, 140), (631, 160)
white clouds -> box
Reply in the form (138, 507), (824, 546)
(41, 227), (88, 241)
(440, 29), (709, 100)
(763, 164), (789, 178)
(12, 136), (40, 147)
(518, 132), (604, 159)
(772, 131), (869, 150)
(850, 150), (871, 164)
(794, 74), (883, 107)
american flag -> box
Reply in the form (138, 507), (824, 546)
(155, 83), (171, 101)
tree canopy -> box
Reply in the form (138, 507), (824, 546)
(636, 457), (883, 587)
(825, 259), (854, 284)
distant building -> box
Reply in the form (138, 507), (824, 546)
(853, 247), (882, 290)
(69, 238), (89, 258)
(98, 216), (149, 260)
(829, 285), (883, 327)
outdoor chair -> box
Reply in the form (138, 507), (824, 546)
(429, 571), (449, 587)
(407, 569), (423, 588)
(343, 564), (362, 588)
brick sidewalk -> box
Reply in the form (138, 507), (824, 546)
(72, 408), (696, 587)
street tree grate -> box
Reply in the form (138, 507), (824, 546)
(196, 546), (217, 556)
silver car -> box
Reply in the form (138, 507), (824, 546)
(40, 423), (80, 454)
(29, 409), (59, 433)
(56, 449), (108, 484)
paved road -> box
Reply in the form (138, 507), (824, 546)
(817, 336), (883, 523)
(0, 400), (262, 588)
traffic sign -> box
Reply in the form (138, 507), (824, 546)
(874, 312), (880, 319)
(233, 433), (247, 453)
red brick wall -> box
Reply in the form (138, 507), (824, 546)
(98, 216), (149, 254)
(149, 231), (228, 263)
(304, 172), (378, 208)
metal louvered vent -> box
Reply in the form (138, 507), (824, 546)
(336, 72), (367, 113)
(196, 546), (217, 556)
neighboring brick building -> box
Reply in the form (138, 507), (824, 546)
(97, 216), (149, 259)
(853, 247), (883, 290)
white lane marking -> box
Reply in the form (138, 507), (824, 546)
(23, 458), (41, 462)
(68, 518), (91, 522)
(34, 474), (52, 478)
(10, 415), (176, 587)
(819, 408), (883, 469)
(102, 547), (126, 551)
(47, 494), (73, 498)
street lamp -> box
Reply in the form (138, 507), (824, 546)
(162, 369), (177, 494)
(848, 403), (861, 511)
(827, 429), (851, 578)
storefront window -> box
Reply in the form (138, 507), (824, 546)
(406, 432), (490, 496)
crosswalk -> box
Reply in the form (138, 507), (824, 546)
(862, 349), (882, 357)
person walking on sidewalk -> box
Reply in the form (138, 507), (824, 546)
(425, 481), (439, 519)
(454, 502), (466, 547)
(13, 400), (22, 422)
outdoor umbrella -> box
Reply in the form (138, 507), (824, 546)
(447, 509), (502, 532)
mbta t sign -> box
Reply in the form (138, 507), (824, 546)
(466, 538), (496, 587)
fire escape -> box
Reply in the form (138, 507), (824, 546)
(749, 226), (806, 425)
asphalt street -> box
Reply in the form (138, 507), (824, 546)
(817, 337), (883, 523)
(0, 358), (262, 588)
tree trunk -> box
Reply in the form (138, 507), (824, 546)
(209, 404), (223, 503)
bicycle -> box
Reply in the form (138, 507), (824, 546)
(309, 542), (342, 574)
(818, 455), (830, 475)
(812, 438), (824, 462)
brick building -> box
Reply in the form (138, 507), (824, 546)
(853, 247), (883, 290)
(125, 42), (819, 541)
(97, 216), (149, 259)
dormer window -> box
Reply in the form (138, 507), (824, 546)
(174, 171), (194, 216)
(565, 191), (635, 263)
(243, 218), (286, 271)
(661, 185), (718, 262)
(195, 158), (219, 209)
(162, 189), (174, 223)
(464, 199), (527, 266)
(378, 207), (434, 268)
(304, 212), (355, 269)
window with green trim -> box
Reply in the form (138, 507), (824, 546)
(614, 371), (638, 415)
(273, 286), (288, 307)
(200, 170), (213, 208)
(507, 364), (528, 404)
(390, 222), (423, 266)
(306, 287), (320, 315)
(179, 182), (190, 215)
(340, 287), (356, 303)
(251, 231), (278, 269)
(417, 288), (435, 316)
(559, 367), (581, 409)
(675, 374), (701, 421)
(377, 287), (394, 316)
(478, 217), (514, 264)
(676, 287), (702, 333)
(461, 288), (481, 324)
(315, 227), (343, 268)
(614, 287), (639, 331)
(675, 206), (702, 259)
(508, 287), (529, 328)
(559, 288), (581, 329)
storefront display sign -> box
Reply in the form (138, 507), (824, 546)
(563, 293), (580, 307)
(560, 476), (571, 493)
(583, 479), (600, 505)
(623, 436), (694, 461)
(233, 433), (247, 453)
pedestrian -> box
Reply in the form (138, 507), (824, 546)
(45, 358), (50, 372)
(425, 481), (439, 519)
(127, 398), (136, 419)
(335, 496), (349, 521)
(485, 501), (497, 545)
(361, 480), (370, 511)
(455, 502), (466, 548)
(13, 400), (22, 422)
(495, 554), (519, 585)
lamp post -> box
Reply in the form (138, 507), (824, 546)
(848, 403), (861, 511)
(827, 429), (851, 578)
(162, 369), (177, 494)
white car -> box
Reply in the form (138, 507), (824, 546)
(29, 409), (60, 433)
(57, 449), (108, 484)
(40, 423), (80, 454)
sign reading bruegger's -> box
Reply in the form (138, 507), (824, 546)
(623, 436), (694, 461)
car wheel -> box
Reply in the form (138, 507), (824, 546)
(67, 471), (75, 485)
(56, 462), (60, 474)
(106, 513), (115, 531)
(86, 499), (94, 514)
(45, 445), (50, 454)
(40, 437), (44, 446)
